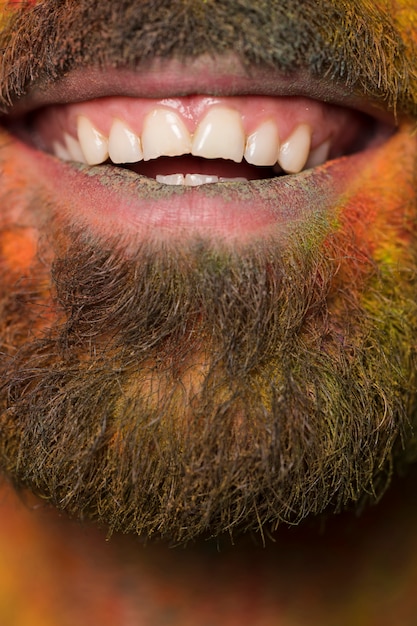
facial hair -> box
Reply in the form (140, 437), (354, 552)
(0, 203), (416, 543)
(1, 0), (417, 116)
(0, 0), (417, 543)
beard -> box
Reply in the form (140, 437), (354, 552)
(1, 201), (417, 544)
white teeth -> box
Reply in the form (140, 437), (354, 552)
(185, 173), (219, 186)
(305, 139), (331, 169)
(156, 173), (247, 186)
(55, 110), (331, 178)
(52, 140), (72, 162)
(142, 109), (191, 161)
(64, 132), (86, 163)
(108, 119), (143, 163)
(156, 174), (185, 185)
(156, 173), (219, 186)
(244, 120), (280, 166)
(77, 116), (109, 165)
(191, 107), (245, 162)
(277, 124), (312, 174)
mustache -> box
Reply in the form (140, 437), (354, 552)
(0, 0), (417, 115)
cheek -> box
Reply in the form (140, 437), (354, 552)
(0, 0), (38, 21)
(343, 130), (416, 255)
(0, 229), (38, 273)
(328, 126), (417, 313)
(0, 0), (36, 30)
(396, 5), (417, 49)
(378, 1), (417, 45)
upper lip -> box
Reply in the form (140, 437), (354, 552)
(2, 55), (402, 126)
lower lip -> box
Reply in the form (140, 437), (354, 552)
(8, 133), (376, 246)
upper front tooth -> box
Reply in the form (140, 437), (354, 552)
(277, 124), (312, 174)
(142, 109), (191, 161)
(245, 120), (280, 166)
(191, 107), (245, 162)
(77, 116), (109, 165)
(108, 119), (143, 163)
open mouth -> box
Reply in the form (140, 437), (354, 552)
(2, 60), (398, 243)
(14, 92), (387, 184)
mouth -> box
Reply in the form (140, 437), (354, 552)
(2, 56), (397, 244)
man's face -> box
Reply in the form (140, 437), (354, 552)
(0, 0), (416, 544)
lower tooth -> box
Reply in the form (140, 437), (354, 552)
(185, 173), (219, 186)
(156, 174), (185, 185)
(156, 174), (247, 187)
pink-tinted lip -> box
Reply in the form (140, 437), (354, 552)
(2, 55), (400, 245)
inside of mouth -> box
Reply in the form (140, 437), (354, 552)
(121, 155), (275, 181)
(5, 98), (395, 186)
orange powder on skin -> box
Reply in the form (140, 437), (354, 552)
(1, 229), (38, 273)
(320, 129), (417, 368)
(0, 144), (42, 273)
(338, 126), (416, 266)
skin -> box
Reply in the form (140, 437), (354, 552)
(1, 0), (417, 623)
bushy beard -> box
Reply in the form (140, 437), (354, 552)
(1, 209), (416, 544)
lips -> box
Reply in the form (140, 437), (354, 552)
(3, 57), (397, 243)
